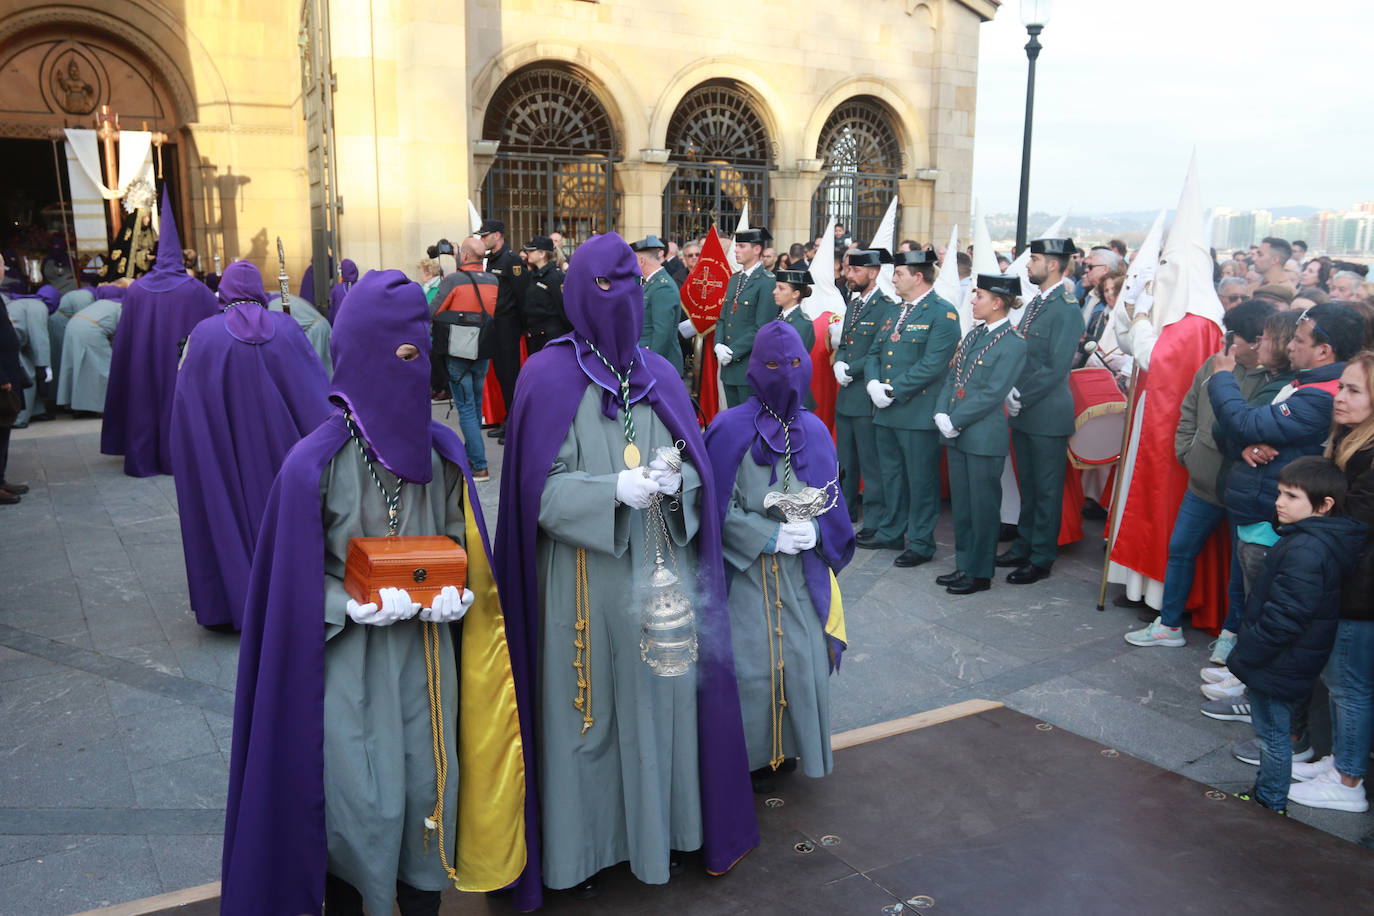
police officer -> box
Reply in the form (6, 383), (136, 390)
(520, 235), (569, 354)
(714, 227), (776, 407)
(995, 238), (1085, 584)
(832, 248), (893, 534)
(477, 218), (526, 441)
(860, 249), (961, 564)
(632, 235), (684, 375)
(934, 274), (1028, 594)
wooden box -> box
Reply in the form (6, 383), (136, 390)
(343, 536), (468, 608)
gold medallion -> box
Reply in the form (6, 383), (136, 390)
(624, 442), (641, 469)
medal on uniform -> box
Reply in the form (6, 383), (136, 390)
(956, 387), (965, 398)
(624, 442), (641, 469)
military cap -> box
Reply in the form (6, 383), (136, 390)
(629, 235), (667, 252)
(975, 273), (1022, 297)
(846, 248), (893, 267)
(1028, 237), (1077, 256)
(735, 227), (773, 245)
(892, 249), (938, 267)
(775, 268), (815, 286)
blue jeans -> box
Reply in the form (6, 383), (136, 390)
(1248, 690), (1295, 811)
(1160, 491), (1228, 627)
(1323, 619), (1374, 779)
(445, 356), (489, 472)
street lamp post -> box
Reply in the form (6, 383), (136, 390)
(1015, 0), (1053, 254)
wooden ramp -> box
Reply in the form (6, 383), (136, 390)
(113, 698), (1374, 915)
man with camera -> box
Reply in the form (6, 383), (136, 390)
(432, 237), (498, 481)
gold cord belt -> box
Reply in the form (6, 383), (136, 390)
(760, 554), (787, 770)
(573, 547), (593, 735)
(422, 619), (460, 887)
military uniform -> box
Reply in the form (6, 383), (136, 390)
(936, 316), (1028, 584)
(522, 260), (569, 354)
(862, 286), (961, 559)
(638, 266), (684, 375)
(834, 282), (893, 528)
(717, 263), (777, 407)
(774, 267), (819, 411)
(1002, 265), (1085, 577)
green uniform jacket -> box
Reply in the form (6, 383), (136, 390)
(833, 288), (893, 418)
(935, 323), (1028, 457)
(639, 268), (684, 375)
(1009, 282), (1084, 437)
(716, 266), (776, 386)
(781, 306), (815, 353)
(862, 290), (961, 430)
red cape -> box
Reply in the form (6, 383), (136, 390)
(1110, 314), (1230, 632)
(809, 312), (837, 436)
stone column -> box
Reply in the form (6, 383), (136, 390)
(616, 152), (677, 242)
(771, 164), (825, 251)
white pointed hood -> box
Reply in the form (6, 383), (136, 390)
(868, 196), (898, 300)
(960, 199), (998, 333)
(1151, 154), (1224, 332)
(726, 203), (749, 272)
(1113, 209), (1166, 335)
(803, 214), (847, 321)
(467, 199), (483, 236)
(932, 224), (961, 313)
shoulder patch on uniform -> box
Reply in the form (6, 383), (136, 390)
(946, 311), (957, 322)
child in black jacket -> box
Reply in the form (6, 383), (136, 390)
(1227, 457), (1366, 813)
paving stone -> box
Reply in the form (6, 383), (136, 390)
(129, 751), (229, 810)
(117, 705), (217, 773)
(0, 835), (162, 916)
(146, 833), (222, 899)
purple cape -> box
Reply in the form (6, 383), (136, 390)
(327, 259), (358, 322)
(101, 192), (218, 476)
(170, 306), (332, 628)
(703, 322), (855, 669)
(494, 342), (759, 910)
(298, 263), (315, 304)
(221, 415), (492, 914)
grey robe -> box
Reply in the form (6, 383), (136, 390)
(320, 444), (464, 913)
(50, 288), (95, 380)
(57, 299), (120, 413)
(537, 387), (704, 889)
(722, 459), (833, 778)
(271, 293), (333, 376)
(6, 297), (51, 424)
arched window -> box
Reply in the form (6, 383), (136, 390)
(811, 97), (903, 245)
(663, 80), (773, 245)
(480, 65), (618, 251)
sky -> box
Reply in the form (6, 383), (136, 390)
(970, 0), (1374, 216)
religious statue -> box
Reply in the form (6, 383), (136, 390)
(54, 58), (96, 115)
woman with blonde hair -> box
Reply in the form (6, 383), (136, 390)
(1287, 350), (1374, 813)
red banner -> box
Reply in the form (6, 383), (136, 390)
(681, 226), (732, 333)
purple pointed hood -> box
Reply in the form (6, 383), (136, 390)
(340, 259), (358, 285)
(746, 320), (811, 468)
(95, 284), (125, 302)
(328, 268), (433, 483)
(564, 232), (644, 371)
(297, 263), (315, 304)
(218, 261), (268, 308)
(138, 191), (193, 294)
(35, 284), (61, 314)
(218, 261), (274, 344)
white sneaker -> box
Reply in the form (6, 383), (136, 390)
(1200, 675), (1246, 701)
(1292, 754), (1337, 781)
(1287, 769), (1369, 812)
(1208, 631), (1237, 665)
(1124, 617), (1186, 647)
(1200, 665), (1231, 684)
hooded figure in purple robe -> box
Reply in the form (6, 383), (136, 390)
(101, 192), (218, 476)
(494, 232), (757, 907)
(222, 269), (526, 916)
(169, 260), (332, 630)
(704, 320), (855, 782)
(298, 262), (315, 304)
(327, 258), (358, 321)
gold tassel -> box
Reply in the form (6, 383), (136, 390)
(573, 548), (593, 735)
(760, 554), (788, 770)
(422, 619), (461, 887)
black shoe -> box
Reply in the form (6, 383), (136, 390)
(669, 855), (684, 878)
(995, 549), (1028, 568)
(856, 532), (903, 550)
(72, 410), (101, 419)
(1081, 499), (1108, 520)
(1006, 564), (1051, 585)
(946, 575), (991, 595)
(486, 424), (504, 439)
(998, 523), (1019, 542)
(935, 569), (965, 586)
(0, 489), (19, 505)
(1112, 593), (1146, 609)
(855, 527), (877, 540)
(893, 549), (933, 568)
(573, 877), (600, 900)
(750, 766), (775, 794)
(1, 481), (28, 494)
(496, 434), (506, 446)
(30, 413), (56, 422)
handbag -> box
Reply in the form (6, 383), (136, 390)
(0, 387), (23, 428)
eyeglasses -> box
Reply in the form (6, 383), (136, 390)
(1220, 293), (1245, 303)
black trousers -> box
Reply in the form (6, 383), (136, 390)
(0, 425), (10, 484)
(490, 314), (523, 414)
(324, 873), (441, 916)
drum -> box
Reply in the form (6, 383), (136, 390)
(1068, 367), (1126, 467)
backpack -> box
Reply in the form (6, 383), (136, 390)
(432, 271), (494, 361)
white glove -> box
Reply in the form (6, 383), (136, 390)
(42, 366), (53, 383)
(419, 585), (475, 623)
(775, 520), (817, 555)
(714, 343), (734, 366)
(827, 321), (842, 348)
(1005, 387), (1022, 417)
(646, 456), (682, 495)
(346, 587), (421, 626)
(934, 412), (958, 439)
(616, 468), (659, 509)
(833, 360), (853, 386)
(867, 379), (895, 409)
(678, 318), (697, 339)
